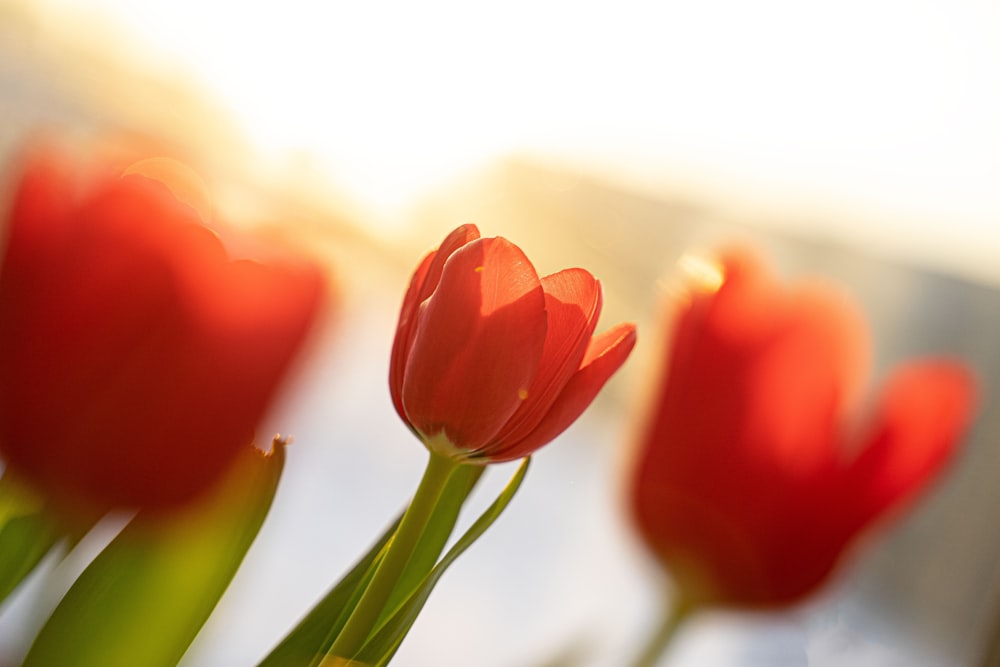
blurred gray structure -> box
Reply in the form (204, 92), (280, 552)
(415, 159), (1000, 665)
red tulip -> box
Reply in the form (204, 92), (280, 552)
(630, 248), (975, 608)
(390, 224), (636, 462)
(0, 145), (326, 515)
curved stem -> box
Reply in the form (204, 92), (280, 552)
(328, 451), (460, 660)
(629, 592), (693, 667)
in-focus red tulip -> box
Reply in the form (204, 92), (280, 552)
(630, 248), (975, 608)
(390, 224), (636, 462)
(0, 144), (326, 515)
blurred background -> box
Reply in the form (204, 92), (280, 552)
(0, 1), (998, 665)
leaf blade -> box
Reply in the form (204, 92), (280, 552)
(357, 457), (531, 666)
(22, 440), (285, 667)
(260, 463), (484, 667)
(257, 516), (397, 667)
(0, 472), (61, 605)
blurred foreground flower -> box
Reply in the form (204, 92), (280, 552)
(0, 144), (326, 516)
(627, 248), (975, 664)
(390, 224), (636, 462)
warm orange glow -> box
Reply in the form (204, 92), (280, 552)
(26, 0), (1000, 280)
(677, 255), (724, 295)
(122, 157), (213, 223)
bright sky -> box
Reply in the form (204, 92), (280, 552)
(35, 0), (1000, 284)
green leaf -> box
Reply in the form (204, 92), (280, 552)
(0, 512), (59, 604)
(378, 463), (483, 624)
(259, 463), (483, 667)
(21, 439), (286, 667)
(257, 516), (397, 667)
(0, 472), (62, 605)
(356, 457), (531, 666)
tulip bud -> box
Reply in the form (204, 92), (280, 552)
(390, 224), (636, 462)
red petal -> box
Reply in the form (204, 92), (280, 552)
(0, 148), (76, 286)
(845, 361), (975, 526)
(401, 236), (547, 450)
(0, 153), (327, 512)
(389, 225), (479, 419)
(629, 247), (974, 607)
(741, 280), (870, 475)
(488, 268), (601, 449)
(670, 249), (870, 476)
(389, 249), (435, 419)
(490, 321), (636, 460)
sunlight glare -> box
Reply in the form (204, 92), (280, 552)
(34, 0), (1000, 280)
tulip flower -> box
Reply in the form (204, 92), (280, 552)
(0, 145), (326, 515)
(314, 225), (635, 664)
(390, 223), (637, 462)
(629, 248), (975, 614)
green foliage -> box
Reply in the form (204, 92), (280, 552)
(356, 458), (530, 666)
(260, 458), (529, 667)
(257, 515), (400, 667)
(0, 473), (60, 605)
(21, 441), (286, 667)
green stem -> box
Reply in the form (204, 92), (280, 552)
(328, 451), (460, 660)
(377, 463), (482, 625)
(629, 593), (693, 667)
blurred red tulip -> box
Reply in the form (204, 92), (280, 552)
(630, 248), (975, 608)
(390, 224), (636, 462)
(0, 144), (326, 515)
